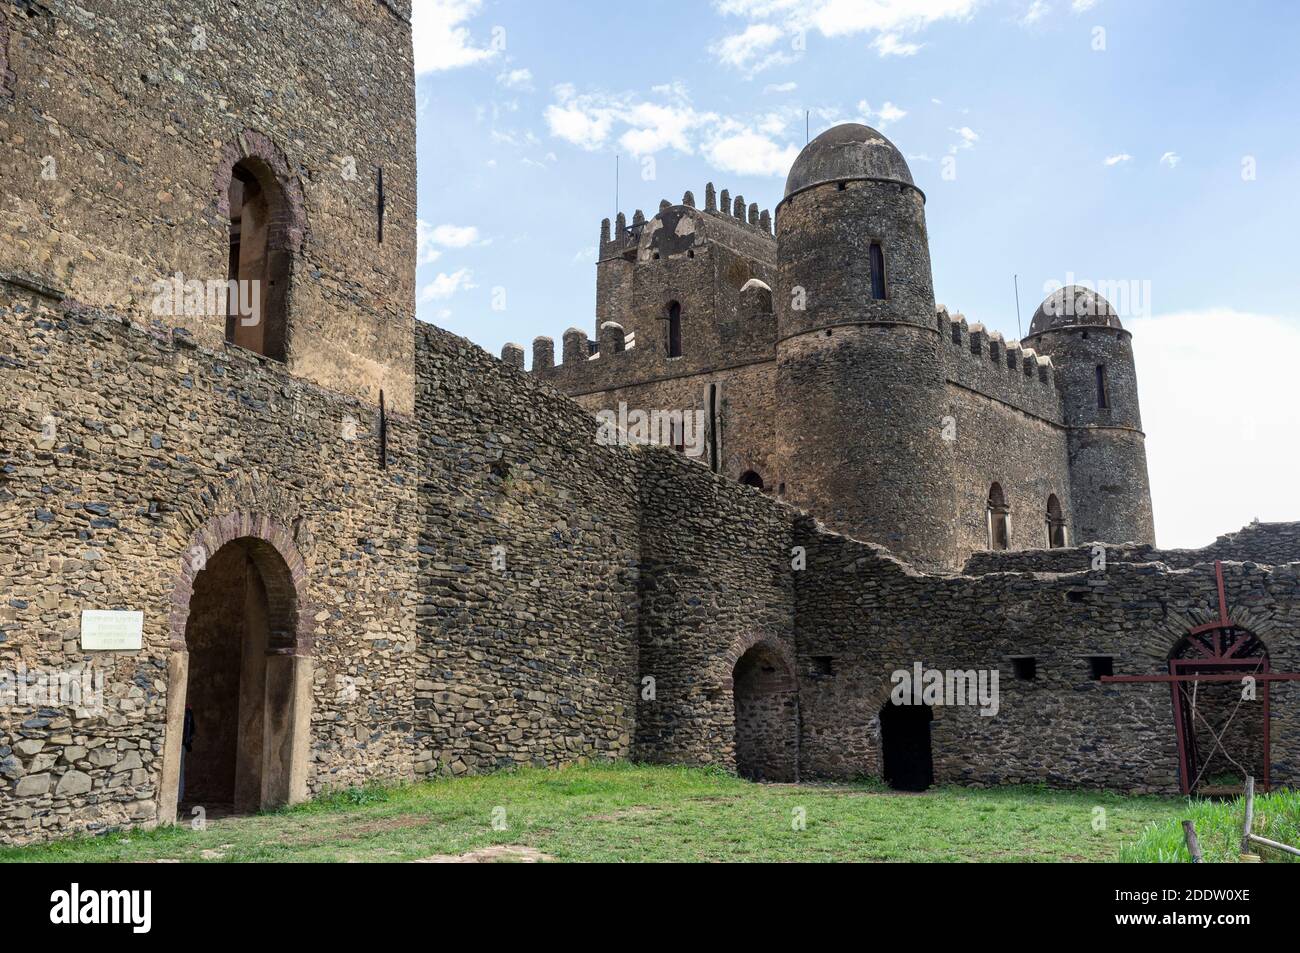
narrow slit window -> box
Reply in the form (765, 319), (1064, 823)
(869, 241), (887, 300)
(377, 166), (386, 244)
(378, 389), (388, 470)
(1046, 494), (1066, 548)
(667, 301), (683, 357)
(1095, 364), (1109, 409)
(987, 482), (1010, 551)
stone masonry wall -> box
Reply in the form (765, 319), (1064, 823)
(795, 523), (1300, 793)
(411, 323), (640, 778)
(0, 284), (418, 843)
(0, 0), (416, 411)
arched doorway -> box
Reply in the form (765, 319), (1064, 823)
(732, 642), (797, 781)
(739, 470), (764, 491)
(160, 516), (314, 823)
(879, 702), (933, 791)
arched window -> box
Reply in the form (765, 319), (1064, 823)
(667, 301), (683, 358)
(226, 158), (293, 361)
(987, 483), (1010, 551)
(740, 470), (764, 491)
(869, 241), (887, 300)
(1046, 494), (1066, 548)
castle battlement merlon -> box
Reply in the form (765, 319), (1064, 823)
(939, 306), (1062, 422)
(598, 182), (775, 257)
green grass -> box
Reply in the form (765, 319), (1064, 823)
(1120, 788), (1300, 863)
(0, 763), (1194, 863)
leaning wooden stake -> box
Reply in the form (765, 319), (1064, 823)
(1183, 820), (1203, 863)
(1240, 775), (1256, 858)
(1247, 833), (1300, 858)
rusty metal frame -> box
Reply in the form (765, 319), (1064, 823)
(1101, 561), (1298, 795)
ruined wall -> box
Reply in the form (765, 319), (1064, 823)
(0, 0), (415, 410)
(795, 523), (1300, 793)
(0, 285), (418, 843)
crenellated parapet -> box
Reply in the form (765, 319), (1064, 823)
(598, 182), (777, 264)
(938, 305), (1064, 424)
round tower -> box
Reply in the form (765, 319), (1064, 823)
(772, 123), (957, 567)
(1024, 286), (1155, 545)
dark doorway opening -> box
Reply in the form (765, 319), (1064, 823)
(182, 538), (298, 815)
(879, 702), (934, 791)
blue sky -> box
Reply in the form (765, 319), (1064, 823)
(412, 0), (1300, 548)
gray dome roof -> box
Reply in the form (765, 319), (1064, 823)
(783, 123), (914, 197)
(1028, 285), (1124, 336)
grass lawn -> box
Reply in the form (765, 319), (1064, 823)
(1119, 787), (1300, 863)
(0, 763), (1201, 863)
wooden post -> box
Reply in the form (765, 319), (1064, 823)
(1183, 820), (1203, 863)
(1240, 775), (1255, 856)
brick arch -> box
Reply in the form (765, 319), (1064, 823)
(717, 633), (797, 692)
(168, 511), (315, 653)
(213, 128), (307, 254)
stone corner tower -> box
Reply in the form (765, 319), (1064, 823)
(1024, 285), (1155, 545)
(772, 123), (957, 568)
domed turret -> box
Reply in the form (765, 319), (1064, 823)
(784, 123), (915, 198)
(1025, 287), (1154, 546)
(771, 123), (956, 568)
(1029, 285), (1124, 336)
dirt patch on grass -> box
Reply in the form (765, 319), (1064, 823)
(411, 845), (551, 864)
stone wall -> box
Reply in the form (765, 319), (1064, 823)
(0, 283), (418, 843)
(410, 323), (641, 778)
(795, 523), (1300, 793)
(0, 0), (415, 410)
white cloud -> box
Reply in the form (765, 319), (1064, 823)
(1104, 153), (1133, 166)
(497, 68), (534, 91)
(948, 125), (980, 152)
(1160, 151), (1181, 169)
(1072, 0), (1098, 11)
(704, 127), (801, 177)
(541, 84), (858, 179)
(1020, 1), (1050, 25)
(419, 268), (476, 302)
(711, 0), (981, 72)
(763, 81), (799, 93)
(859, 100), (908, 129)
(872, 33), (923, 56)
(1132, 309), (1300, 547)
(710, 22), (794, 74)
(418, 221), (486, 265)
(412, 0), (498, 75)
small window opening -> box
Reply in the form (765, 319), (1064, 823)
(813, 656), (835, 676)
(378, 389), (388, 470)
(667, 301), (683, 358)
(1011, 657), (1037, 681)
(987, 482), (1010, 551)
(1087, 656), (1113, 680)
(1046, 494), (1066, 548)
(1095, 364), (1109, 409)
(377, 166), (386, 244)
(740, 470), (764, 490)
(226, 162), (289, 361)
(869, 241), (887, 300)
(1066, 590), (1088, 604)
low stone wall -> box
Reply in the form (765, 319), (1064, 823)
(963, 522), (1300, 575)
(796, 523), (1300, 793)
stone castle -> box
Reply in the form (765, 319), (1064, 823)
(1, 1), (1297, 844)
(527, 122), (1155, 569)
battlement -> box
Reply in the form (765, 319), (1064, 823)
(938, 305), (1064, 423)
(598, 183), (776, 262)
